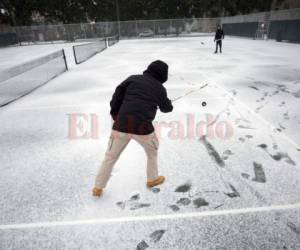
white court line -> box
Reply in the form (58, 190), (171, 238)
(1, 203), (300, 230)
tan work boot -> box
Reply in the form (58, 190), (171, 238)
(92, 187), (103, 197)
(147, 176), (165, 188)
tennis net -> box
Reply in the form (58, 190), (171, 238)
(73, 39), (107, 64)
(107, 35), (119, 47)
(0, 49), (68, 107)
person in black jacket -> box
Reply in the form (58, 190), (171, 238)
(93, 60), (173, 197)
(214, 25), (225, 53)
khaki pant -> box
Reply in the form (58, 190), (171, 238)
(95, 130), (159, 189)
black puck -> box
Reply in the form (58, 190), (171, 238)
(202, 101), (207, 107)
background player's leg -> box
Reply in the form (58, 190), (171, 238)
(215, 41), (218, 53)
(217, 41), (221, 53)
(95, 131), (130, 189)
(220, 40), (222, 53)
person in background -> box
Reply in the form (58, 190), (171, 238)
(92, 60), (173, 197)
(214, 25), (225, 53)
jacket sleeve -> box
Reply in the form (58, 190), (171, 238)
(110, 78), (131, 119)
(158, 87), (173, 113)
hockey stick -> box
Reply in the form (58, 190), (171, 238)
(171, 83), (209, 103)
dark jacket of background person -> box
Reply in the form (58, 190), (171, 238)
(110, 60), (173, 135)
(215, 28), (225, 40)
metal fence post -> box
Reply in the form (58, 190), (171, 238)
(153, 20), (155, 35)
(83, 23), (87, 39)
(135, 20), (138, 37)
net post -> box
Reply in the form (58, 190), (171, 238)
(72, 45), (78, 64)
(62, 49), (69, 70)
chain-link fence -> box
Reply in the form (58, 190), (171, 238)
(1, 8), (300, 46)
(221, 8), (300, 23)
(221, 8), (300, 41)
(13, 22), (118, 44)
(119, 18), (218, 38)
(4, 18), (217, 45)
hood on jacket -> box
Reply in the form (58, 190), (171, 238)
(143, 60), (168, 83)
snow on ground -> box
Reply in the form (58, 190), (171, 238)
(0, 37), (300, 249)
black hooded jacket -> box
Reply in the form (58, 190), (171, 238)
(215, 28), (225, 40)
(110, 60), (173, 135)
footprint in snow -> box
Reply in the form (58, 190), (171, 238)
(168, 204), (180, 212)
(116, 192), (151, 210)
(241, 173), (250, 179)
(222, 149), (234, 160)
(136, 240), (149, 250)
(136, 230), (166, 249)
(252, 162), (266, 183)
(149, 230), (166, 243)
(176, 198), (191, 206)
(175, 183), (192, 193)
(130, 203), (151, 210)
(193, 198), (209, 208)
(239, 137), (246, 143)
(257, 144), (296, 166)
(130, 193), (140, 201)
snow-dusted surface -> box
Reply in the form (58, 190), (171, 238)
(0, 37), (300, 249)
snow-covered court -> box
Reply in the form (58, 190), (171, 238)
(0, 37), (300, 249)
